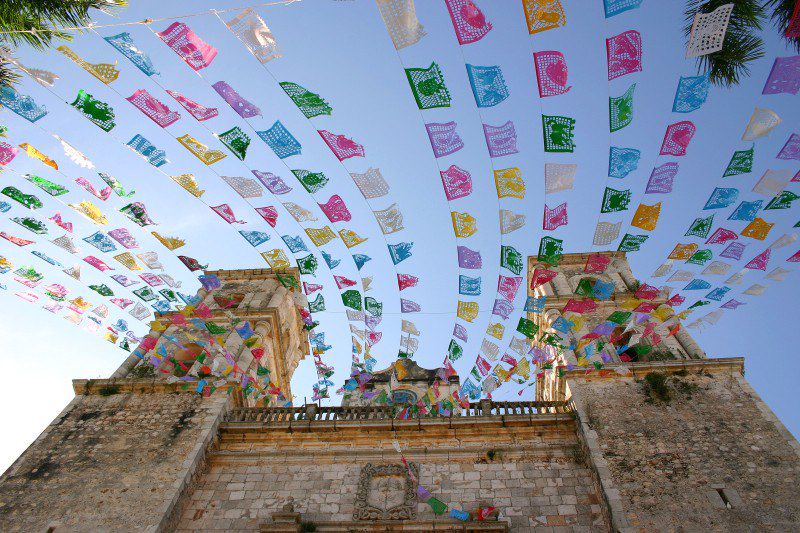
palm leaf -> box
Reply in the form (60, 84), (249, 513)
(763, 0), (800, 51)
(684, 0), (767, 87)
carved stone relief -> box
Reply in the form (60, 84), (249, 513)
(353, 463), (418, 521)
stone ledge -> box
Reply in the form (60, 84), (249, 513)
(72, 378), (216, 395)
(562, 357), (744, 382)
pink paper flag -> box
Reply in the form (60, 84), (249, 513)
(318, 130), (365, 160)
(497, 275), (523, 302)
(444, 0), (492, 44)
(319, 194), (352, 222)
(744, 248), (771, 270)
(157, 22), (217, 71)
(706, 228), (738, 245)
(126, 89), (181, 127)
(0, 142), (19, 165)
(659, 121), (696, 156)
(397, 274), (419, 291)
(304, 282), (323, 294)
(584, 253), (611, 273)
(334, 276), (357, 289)
(211, 204), (245, 224)
(440, 165), (472, 200)
(534, 50), (571, 96)
(255, 206), (278, 227)
(606, 30), (642, 80)
(84, 255), (113, 271)
(543, 202), (568, 230)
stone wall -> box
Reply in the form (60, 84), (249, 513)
(176, 417), (610, 531)
(566, 360), (800, 531)
(0, 380), (228, 532)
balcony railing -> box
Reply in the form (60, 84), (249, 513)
(225, 400), (572, 424)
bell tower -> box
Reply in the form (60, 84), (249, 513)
(529, 252), (705, 401)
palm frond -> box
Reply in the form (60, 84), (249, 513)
(0, 0), (128, 50)
(684, 0), (767, 87)
(763, 0), (800, 52)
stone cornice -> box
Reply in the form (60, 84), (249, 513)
(562, 357), (745, 382)
(72, 378), (232, 396)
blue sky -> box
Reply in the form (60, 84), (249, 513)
(0, 0), (798, 471)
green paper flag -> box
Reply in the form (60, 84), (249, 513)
(25, 175), (69, 196)
(538, 236), (563, 266)
(205, 322), (227, 335)
(448, 340), (463, 361)
(2, 186), (43, 209)
(365, 296), (383, 317)
(341, 290), (363, 311)
(297, 254), (318, 276)
(722, 146), (753, 177)
(685, 215), (714, 238)
(764, 190), (799, 210)
(607, 311), (631, 324)
(687, 249), (712, 265)
(601, 187), (631, 213)
(217, 126), (250, 161)
(89, 284), (114, 297)
(71, 89), (115, 131)
(517, 317), (539, 339)
(308, 293), (325, 313)
(574, 278), (595, 298)
(292, 169), (329, 194)
(609, 83), (635, 132)
(279, 81), (332, 118)
(405, 62), (451, 109)
(618, 233), (648, 252)
(500, 245), (523, 275)
(542, 115), (576, 152)
(426, 497), (448, 515)
(276, 272), (299, 289)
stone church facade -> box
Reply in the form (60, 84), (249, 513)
(1, 254), (799, 532)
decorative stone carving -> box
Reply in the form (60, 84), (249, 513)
(353, 463), (418, 521)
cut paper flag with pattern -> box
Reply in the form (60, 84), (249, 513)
(483, 122), (518, 157)
(544, 163), (576, 194)
(171, 174), (204, 197)
(257, 121), (301, 159)
(534, 50), (571, 97)
(222, 175), (262, 198)
(374, 204), (405, 235)
(522, 0), (566, 34)
(444, 0), (492, 44)
(20, 143), (58, 169)
(645, 163), (678, 194)
(742, 107), (781, 140)
(765, 191), (799, 210)
(542, 115), (576, 152)
(105, 32), (159, 76)
(440, 165), (472, 200)
(451, 212), (477, 238)
(500, 210), (526, 234)
(631, 203), (661, 231)
(601, 187), (631, 213)
(606, 30), (643, 80)
(703, 187), (739, 209)
(253, 170), (292, 195)
(723, 146), (753, 177)
(728, 200), (762, 221)
(673, 74), (710, 113)
(319, 195), (352, 222)
(604, 0), (643, 18)
(686, 3), (734, 58)
(777, 134), (800, 160)
(660, 121), (696, 156)
(279, 82), (332, 118)
(0, 86), (48, 122)
(166, 91), (218, 121)
(762, 56), (800, 95)
(425, 122), (463, 157)
(609, 84), (635, 132)
(405, 62), (451, 109)
(127, 134), (168, 167)
(618, 234), (648, 252)
(351, 168), (390, 199)
(217, 127), (250, 161)
(293, 170), (328, 194)
(466, 64), (509, 107)
(57, 46), (119, 84)
(543, 203), (568, 230)
(157, 22), (217, 71)
(494, 168), (525, 198)
(71, 89), (115, 131)
(593, 221), (621, 246)
(125, 90), (180, 127)
(213, 81), (261, 119)
(177, 133), (228, 165)
(225, 8), (281, 63)
(753, 169), (791, 196)
(457, 246), (481, 269)
(376, 0), (426, 50)
(741, 218), (774, 240)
